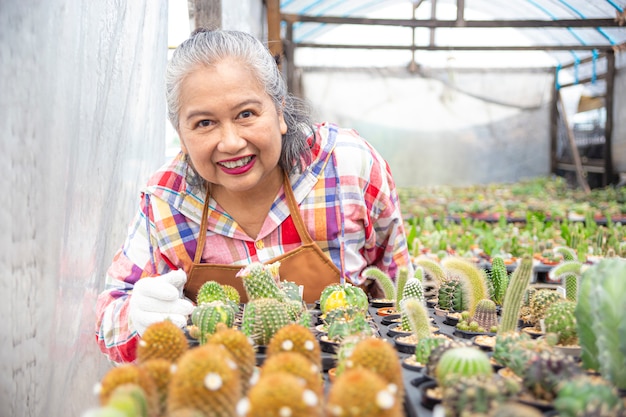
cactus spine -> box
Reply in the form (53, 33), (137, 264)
(498, 255), (533, 335)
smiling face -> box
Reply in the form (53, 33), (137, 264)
(177, 57), (288, 196)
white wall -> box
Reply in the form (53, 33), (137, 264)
(0, 1), (168, 416)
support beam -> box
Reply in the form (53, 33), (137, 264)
(266, 0), (282, 68)
(604, 50), (616, 186)
(558, 90), (591, 194)
(294, 42), (614, 52)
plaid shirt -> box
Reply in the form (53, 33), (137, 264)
(95, 122), (412, 363)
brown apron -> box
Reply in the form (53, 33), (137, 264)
(184, 175), (342, 304)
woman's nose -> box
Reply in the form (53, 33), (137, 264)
(216, 124), (246, 153)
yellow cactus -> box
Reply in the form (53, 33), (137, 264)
(135, 319), (189, 364)
(266, 323), (322, 369)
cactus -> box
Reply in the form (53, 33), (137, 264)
(489, 256), (509, 305)
(434, 346), (493, 388)
(498, 255), (533, 335)
(339, 337), (404, 403)
(191, 301), (237, 345)
(319, 283), (369, 315)
(394, 266), (409, 311)
(221, 284), (241, 306)
(138, 359), (172, 416)
(441, 257), (490, 316)
(266, 323), (322, 369)
(441, 375), (521, 417)
(553, 374), (626, 417)
(425, 339), (470, 379)
(105, 383), (149, 417)
(243, 371), (323, 417)
(414, 335), (451, 367)
(414, 256), (447, 286)
(401, 298), (432, 340)
(260, 351), (324, 397)
(544, 300), (578, 346)
(548, 260), (583, 298)
(207, 323), (256, 395)
(519, 349), (580, 402)
(530, 289), (564, 329)
(437, 278), (468, 312)
(196, 281), (228, 305)
(361, 266), (395, 300)
(135, 319), (189, 364)
(237, 261), (285, 301)
(399, 278), (425, 331)
(471, 298), (498, 332)
(554, 246), (577, 261)
(97, 364), (159, 417)
(324, 306), (373, 343)
(575, 258), (626, 389)
(241, 297), (292, 346)
(167, 344), (241, 417)
(326, 368), (403, 417)
(492, 332), (552, 376)
(490, 402), (544, 417)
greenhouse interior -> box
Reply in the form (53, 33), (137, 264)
(2, 0), (626, 416)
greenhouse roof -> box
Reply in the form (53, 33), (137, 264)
(279, 0), (626, 72)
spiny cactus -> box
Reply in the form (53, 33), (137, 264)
(554, 245), (577, 261)
(519, 349), (580, 402)
(576, 258), (626, 389)
(399, 277), (424, 331)
(324, 306), (373, 343)
(441, 374), (521, 417)
(434, 346), (493, 388)
(498, 255), (533, 335)
(237, 261), (285, 301)
(554, 374), (626, 417)
(394, 266), (409, 312)
(544, 300), (578, 346)
(414, 335), (451, 367)
(490, 401), (544, 417)
(361, 266), (395, 301)
(96, 364), (159, 417)
(548, 260), (583, 300)
(489, 255), (509, 306)
(260, 351), (324, 397)
(104, 383), (149, 417)
(492, 332), (554, 377)
(242, 371), (323, 417)
(167, 344), (241, 417)
(138, 359), (172, 416)
(425, 339), (471, 379)
(414, 256), (447, 286)
(221, 284), (241, 306)
(326, 368), (403, 417)
(319, 283), (369, 315)
(401, 298), (432, 340)
(441, 257), (489, 316)
(471, 298), (498, 333)
(135, 319), (189, 364)
(196, 281), (228, 305)
(191, 301), (237, 345)
(339, 337), (404, 404)
(207, 323), (256, 395)
(530, 289), (564, 329)
(241, 297), (292, 346)
(266, 323), (322, 369)
(437, 277), (468, 312)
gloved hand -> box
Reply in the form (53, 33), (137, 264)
(129, 269), (194, 336)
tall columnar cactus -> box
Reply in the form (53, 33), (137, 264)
(361, 266), (395, 300)
(489, 256), (509, 306)
(207, 323), (256, 396)
(167, 344), (241, 417)
(266, 323), (322, 369)
(191, 301), (237, 345)
(399, 278), (425, 331)
(554, 246), (577, 261)
(340, 337), (405, 403)
(548, 260), (583, 300)
(243, 371), (323, 417)
(241, 297), (292, 346)
(394, 266), (409, 312)
(498, 255), (533, 335)
(237, 261), (285, 301)
(575, 258), (626, 389)
(435, 346), (493, 389)
(441, 257), (489, 316)
(437, 278), (467, 312)
(326, 368), (403, 417)
(471, 299), (498, 332)
(543, 300), (578, 346)
(135, 319), (189, 364)
(401, 298), (432, 340)
(553, 374), (626, 417)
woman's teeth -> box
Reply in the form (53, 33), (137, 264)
(220, 156), (253, 168)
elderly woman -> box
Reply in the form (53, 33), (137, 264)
(95, 29), (412, 363)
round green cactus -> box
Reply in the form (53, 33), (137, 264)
(437, 278), (467, 312)
(325, 306), (373, 343)
(237, 261), (285, 301)
(319, 283), (368, 314)
(191, 301), (236, 345)
(241, 297), (291, 346)
(435, 346), (493, 388)
(544, 300), (578, 346)
(530, 288), (564, 329)
(471, 298), (498, 332)
(196, 281), (228, 305)
(554, 374), (626, 417)
(414, 335), (450, 366)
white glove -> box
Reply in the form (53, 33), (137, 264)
(129, 269), (194, 336)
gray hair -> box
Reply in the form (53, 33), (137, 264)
(166, 28), (313, 173)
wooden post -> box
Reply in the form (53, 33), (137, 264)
(266, 0), (283, 69)
(558, 90), (591, 194)
(549, 68), (558, 175)
(604, 49), (616, 185)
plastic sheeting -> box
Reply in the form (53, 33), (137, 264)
(0, 1), (168, 416)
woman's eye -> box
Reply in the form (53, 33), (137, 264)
(198, 120), (213, 127)
(239, 110), (253, 119)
